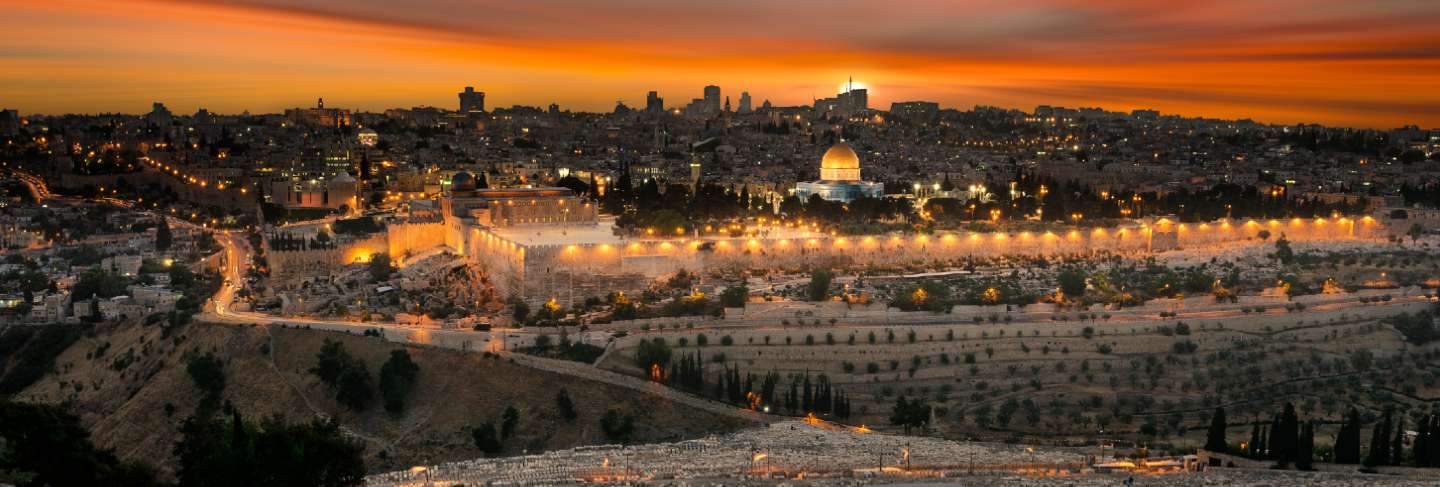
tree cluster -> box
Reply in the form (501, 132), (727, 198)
(174, 410), (364, 487)
(889, 396), (932, 434)
(309, 339), (373, 411)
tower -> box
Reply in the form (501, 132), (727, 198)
(703, 85), (721, 115)
(739, 92), (752, 114)
(838, 78), (867, 116)
(459, 86), (486, 113)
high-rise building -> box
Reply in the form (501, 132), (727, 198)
(459, 86), (486, 113)
(0, 109), (20, 136)
(146, 102), (173, 128)
(838, 82), (868, 116)
(703, 85), (721, 115)
(646, 91), (664, 114)
(739, 92), (752, 114)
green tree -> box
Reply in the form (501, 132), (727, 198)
(1273, 235), (1295, 265)
(155, 219), (172, 252)
(185, 352), (226, 410)
(1057, 267), (1087, 298)
(71, 268), (128, 301)
(1335, 407), (1363, 464)
(1204, 407), (1228, 453)
(471, 423), (501, 455)
(0, 401), (162, 487)
(500, 406), (520, 439)
(720, 285), (748, 308)
(367, 252), (394, 282)
(806, 268), (833, 302)
(1297, 420), (1315, 470)
(555, 389), (577, 422)
(1365, 408), (1392, 467)
(511, 300), (530, 323)
(335, 363), (372, 411)
(309, 339), (351, 387)
(378, 350), (420, 414)
(600, 409), (635, 444)
(1274, 403), (1299, 467)
(889, 396), (931, 435)
(634, 338), (672, 372)
(174, 412), (364, 487)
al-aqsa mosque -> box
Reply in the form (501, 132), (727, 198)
(795, 141), (884, 202)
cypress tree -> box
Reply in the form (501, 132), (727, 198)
(1416, 414), (1431, 468)
(802, 374), (813, 413)
(1256, 425), (1268, 460)
(1248, 423), (1262, 458)
(1431, 415), (1440, 468)
(1266, 413), (1282, 460)
(786, 380), (798, 414)
(1277, 403), (1299, 466)
(1204, 407), (1228, 453)
(1335, 407), (1363, 464)
(1366, 408), (1392, 468)
(156, 218), (173, 251)
(1296, 421), (1315, 471)
(1392, 416), (1406, 466)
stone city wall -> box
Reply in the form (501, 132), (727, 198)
(465, 216), (1381, 306)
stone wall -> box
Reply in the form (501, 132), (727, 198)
(266, 233), (387, 283)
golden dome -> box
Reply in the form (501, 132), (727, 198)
(820, 142), (860, 170)
(819, 142), (861, 181)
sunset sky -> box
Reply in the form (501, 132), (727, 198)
(2, 0), (1438, 128)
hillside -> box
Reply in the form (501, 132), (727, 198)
(7, 319), (748, 477)
(597, 294), (1440, 452)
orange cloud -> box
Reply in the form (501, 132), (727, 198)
(0, 0), (1436, 128)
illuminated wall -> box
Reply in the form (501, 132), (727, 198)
(387, 220), (447, 260)
(455, 216), (1381, 306)
(266, 233), (388, 283)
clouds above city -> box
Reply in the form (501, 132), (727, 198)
(2, 0), (1438, 126)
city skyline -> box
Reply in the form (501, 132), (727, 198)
(2, 0), (1439, 128)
